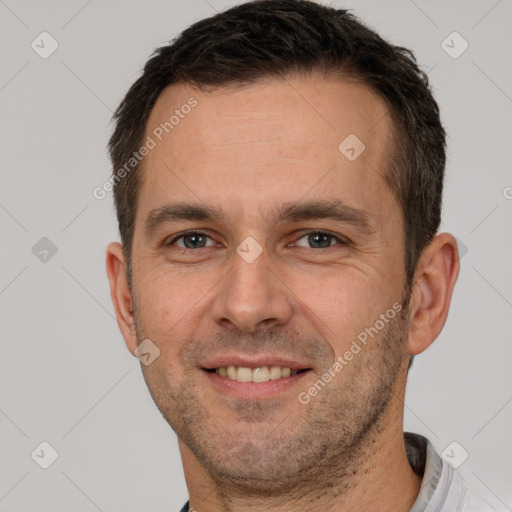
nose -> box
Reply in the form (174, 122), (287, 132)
(211, 242), (294, 333)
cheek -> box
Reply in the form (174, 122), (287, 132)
(138, 270), (197, 325)
(133, 273), (195, 365)
(292, 270), (394, 350)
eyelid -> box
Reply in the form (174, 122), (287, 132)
(166, 229), (216, 248)
(165, 229), (350, 249)
(292, 230), (350, 248)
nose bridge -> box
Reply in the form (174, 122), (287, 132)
(212, 241), (293, 332)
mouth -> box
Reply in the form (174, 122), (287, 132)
(204, 365), (309, 382)
(200, 357), (313, 400)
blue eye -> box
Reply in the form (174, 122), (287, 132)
(169, 231), (215, 249)
(294, 231), (346, 249)
(166, 230), (348, 250)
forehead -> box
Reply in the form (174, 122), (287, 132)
(148, 75), (391, 152)
(137, 75), (396, 226)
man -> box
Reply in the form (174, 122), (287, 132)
(105, 1), (491, 510)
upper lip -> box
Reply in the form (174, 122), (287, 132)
(200, 354), (312, 371)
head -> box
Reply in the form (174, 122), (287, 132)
(106, 0), (459, 493)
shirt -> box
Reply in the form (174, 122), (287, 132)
(406, 432), (492, 511)
(179, 432), (492, 511)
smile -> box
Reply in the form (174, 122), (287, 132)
(209, 365), (305, 382)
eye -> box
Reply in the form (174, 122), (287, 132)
(167, 230), (216, 249)
(293, 231), (347, 249)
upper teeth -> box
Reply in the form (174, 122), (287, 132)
(215, 366), (299, 382)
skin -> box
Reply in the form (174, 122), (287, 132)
(106, 74), (460, 511)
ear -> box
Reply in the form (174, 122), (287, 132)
(105, 242), (138, 355)
(406, 233), (460, 356)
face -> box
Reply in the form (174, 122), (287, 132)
(127, 75), (412, 489)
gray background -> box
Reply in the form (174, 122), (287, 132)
(0, 0), (511, 510)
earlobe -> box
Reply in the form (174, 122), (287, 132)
(406, 233), (460, 356)
(105, 242), (138, 354)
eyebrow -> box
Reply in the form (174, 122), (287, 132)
(143, 199), (374, 237)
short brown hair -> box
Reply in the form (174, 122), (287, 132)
(108, 0), (446, 288)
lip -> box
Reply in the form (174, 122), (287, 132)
(201, 368), (312, 400)
(200, 354), (312, 371)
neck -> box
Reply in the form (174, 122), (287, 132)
(179, 389), (422, 511)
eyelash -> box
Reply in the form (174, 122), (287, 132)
(166, 230), (349, 249)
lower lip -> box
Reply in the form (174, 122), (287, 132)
(201, 369), (311, 400)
